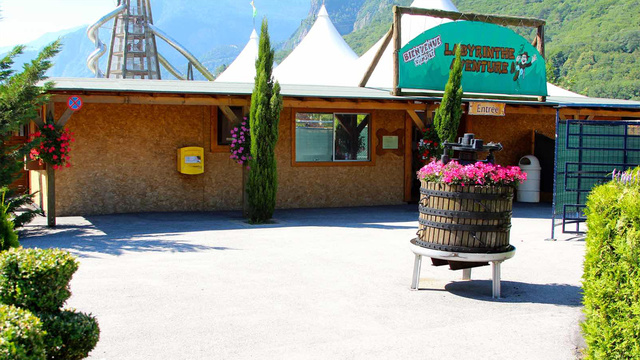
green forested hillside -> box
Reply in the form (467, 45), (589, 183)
(454, 0), (640, 100)
(281, 0), (640, 100)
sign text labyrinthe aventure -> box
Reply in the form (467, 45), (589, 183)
(403, 40), (521, 75)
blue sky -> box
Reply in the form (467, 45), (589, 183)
(0, 0), (116, 47)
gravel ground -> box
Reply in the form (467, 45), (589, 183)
(20, 204), (585, 360)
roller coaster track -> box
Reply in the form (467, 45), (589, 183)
(86, 4), (126, 78)
(87, 5), (214, 81)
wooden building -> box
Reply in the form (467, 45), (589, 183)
(28, 78), (640, 219)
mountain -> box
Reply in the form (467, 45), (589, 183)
(2, 0), (309, 80)
(453, 0), (640, 100)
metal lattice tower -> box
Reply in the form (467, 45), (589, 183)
(106, 0), (161, 79)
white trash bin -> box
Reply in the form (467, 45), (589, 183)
(518, 155), (541, 203)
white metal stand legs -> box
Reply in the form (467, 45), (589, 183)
(462, 268), (472, 281)
(411, 254), (422, 290)
(492, 261), (503, 298)
(409, 240), (515, 299)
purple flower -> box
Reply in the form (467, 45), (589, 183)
(238, 160), (243, 165)
(232, 134), (237, 138)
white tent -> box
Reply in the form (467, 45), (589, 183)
(273, 5), (358, 86)
(215, 29), (259, 83)
(547, 83), (585, 98)
(352, 0), (458, 88)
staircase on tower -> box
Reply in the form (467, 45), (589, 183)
(106, 0), (161, 79)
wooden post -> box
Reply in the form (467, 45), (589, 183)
(392, 6), (402, 96)
(242, 105), (250, 218)
(46, 165), (56, 227)
(359, 25), (393, 88)
(404, 112), (413, 202)
(536, 25), (546, 103)
(45, 102), (56, 227)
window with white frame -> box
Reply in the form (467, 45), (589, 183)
(295, 112), (370, 162)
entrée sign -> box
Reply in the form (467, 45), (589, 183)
(468, 102), (506, 116)
(398, 22), (547, 97)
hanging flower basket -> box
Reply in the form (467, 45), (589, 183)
(416, 160), (526, 253)
(28, 123), (75, 170)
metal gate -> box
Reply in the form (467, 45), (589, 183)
(552, 119), (640, 237)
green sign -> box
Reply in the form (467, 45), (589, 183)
(398, 21), (548, 97)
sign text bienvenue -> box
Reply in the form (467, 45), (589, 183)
(402, 35), (442, 66)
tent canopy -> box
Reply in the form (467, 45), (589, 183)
(273, 5), (358, 86)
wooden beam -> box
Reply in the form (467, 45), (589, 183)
(219, 105), (238, 123)
(50, 94), (429, 111)
(505, 105), (556, 115)
(395, 6), (546, 27)
(404, 112), (413, 202)
(392, 7), (402, 96)
(400, 91), (541, 102)
(559, 108), (640, 119)
(50, 94), (249, 106)
(536, 25), (546, 103)
(283, 99), (425, 111)
(359, 25), (393, 88)
(406, 109), (425, 131)
(56, 108), (74, 127)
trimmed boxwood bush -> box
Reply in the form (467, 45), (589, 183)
(583, 173), (640, 359)
(39, 310), (100, 360)
(0, 304), (46, 360)
(0, 248), (78, 313)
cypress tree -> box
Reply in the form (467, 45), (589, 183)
(434, 45), (463, 145)
(247, 19), (283, 224)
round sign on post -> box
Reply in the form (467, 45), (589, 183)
(67, 96), (83, 111)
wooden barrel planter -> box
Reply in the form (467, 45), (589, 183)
(417, 181), (514, 253)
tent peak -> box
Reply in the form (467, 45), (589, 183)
(318, 5), (329, 18)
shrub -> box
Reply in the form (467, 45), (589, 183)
(0, 188), (20, 251)
(582, 171), (640, 359)
(0, 248), (78, 312)
(433, 44), (463, 146)
(39, 310), (100, 360)
(0, 304), (46, 360)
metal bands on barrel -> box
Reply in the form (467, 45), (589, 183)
(418, 205), (512, 220)
(420, 188), (513, 200)
(419, 218), (511, 232)
(413, 238), (514, 254)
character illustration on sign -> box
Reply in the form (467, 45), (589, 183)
(512, 47), (537, 82)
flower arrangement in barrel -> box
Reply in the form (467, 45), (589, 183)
(28, 121), (75, 170)
(418, 160), (527, 187)
(229, 117), (251, 170)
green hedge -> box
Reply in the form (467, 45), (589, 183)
(0, 304), (46, 360)
(0, 248), (78, 313)
(583, 175), (640, 359)
(39, 310), (100, 360)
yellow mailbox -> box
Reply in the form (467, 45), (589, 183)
(177, 147), (204, 175)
